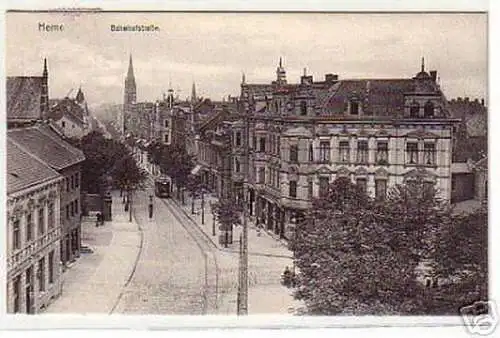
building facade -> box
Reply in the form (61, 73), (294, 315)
(8, 124), (86, 267)
(6, 139), (64, 313)
(235, 58), (457, 239)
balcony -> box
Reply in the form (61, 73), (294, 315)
(7, 227), (61, 273)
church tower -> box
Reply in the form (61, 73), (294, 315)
(276, 57), (287, 85)
(124, 54), (137, 105)
(191, 82), (197, 104)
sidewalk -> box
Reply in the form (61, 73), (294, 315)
(44, 191), (141, 314)
(172, 192), (292, 259)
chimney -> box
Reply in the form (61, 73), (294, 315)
(481, 98), (485, 106)
(429, 70), (437, 82)
(325, 74), (339, 83)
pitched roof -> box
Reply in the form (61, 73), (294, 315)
(7, 124), (85, 171)
(7, 138), (62, 195)
(324, 79), (416, 116)
(49, 97), (85, 124)
(6, 76), (44, 120)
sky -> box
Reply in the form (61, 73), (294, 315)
(6, 12), (488, 107)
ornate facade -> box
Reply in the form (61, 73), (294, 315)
(6, 139), (64, 313)
(235, 58), (457, 239)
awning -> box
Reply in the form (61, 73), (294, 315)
(191, 164), (202, 176)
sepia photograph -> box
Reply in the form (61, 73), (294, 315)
(3, 8), (490, 329)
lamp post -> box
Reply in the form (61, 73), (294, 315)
(211, 202), (216, 236)
(201, 187), (205, 225)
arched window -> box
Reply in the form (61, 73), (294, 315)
(410, 101), (420, 117)
(424, 101), (435, 117)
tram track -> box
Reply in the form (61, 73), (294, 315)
(158, 194), (220, 313)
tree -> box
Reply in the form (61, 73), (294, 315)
(420, 205), (488, 314)
(212, 197), (243, 247)
(292, 176), (452, 315)
(112, 155), (148, 192)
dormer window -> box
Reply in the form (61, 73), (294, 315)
(410, 101), (420, 117)
(424, 101), (435, 117)
(350, 101), (359, 115)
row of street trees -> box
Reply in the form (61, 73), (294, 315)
(291, 177), (487, 315)
(67, 131), (147, 196)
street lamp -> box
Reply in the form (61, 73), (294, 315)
(212, 203), (216, 236)
(201, 187), (205, 225)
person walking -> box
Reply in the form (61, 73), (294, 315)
(148, 195), (154, 219)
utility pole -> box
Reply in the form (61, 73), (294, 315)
(201, 187), (205, 225)
(237, 97), (249, 315)
(128, 188), (132, 222)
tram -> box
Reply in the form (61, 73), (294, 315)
(154, 175), (172, 198)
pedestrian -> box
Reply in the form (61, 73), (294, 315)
(148, 195), (154, 219)
(95, 212), (101, 227)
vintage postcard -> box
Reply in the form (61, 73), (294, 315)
(2, 7), (493, 335)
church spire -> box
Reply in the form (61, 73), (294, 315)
(127, 54), (135, 80)
(421, 56), (425, 73)
(43, 58), (48, 78)
(276, 56), (287, 85)
(191, 82), (197, 103)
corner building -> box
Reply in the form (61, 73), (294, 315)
(235, 58), (457, 239)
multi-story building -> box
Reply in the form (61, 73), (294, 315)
(196, 109), (236, 198)
(6, 138), (64, 313)
(235, 58), (458, 239)
(8, 124), (86, 267)
(48, 88), (91, 139)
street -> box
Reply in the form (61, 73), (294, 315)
(45, 179), (300, 315)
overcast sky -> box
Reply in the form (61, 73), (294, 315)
(6, 12), (487, 107)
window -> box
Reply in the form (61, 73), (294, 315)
(66, 178), (70, 192)
(276, 136), (280, 154)
(424, 101), (435, 117)
(300, 101), (307, 116)
(26, 213), (33, 241)
(37, 258), (45, 292)
(319, 141), (330, 163)
(289, 144), (298, 163)
(339, 141), (350, 163)
(48, 251), (54, 284)
(357, 140), (368, 163)
(71, 175), (75, 189)
(164, 133), (169, 143)
(308, 143), (314, 162)
(38, 208), (45, 235)
(356, 178), (367, 195)
(61, 121), (66, 128)
(13, 220), (21, 250)
(406, 142), (419, 164)
(376, 141), (389, 164)
(252, 135), (257, 150)
(74, 200), (79, 215)
(70, 201), (75, 217)
(350, 101), (359, 115)
(75, 173), (80, 188)
(13, 276), (21, 313)
(424, 143), (436, 165)
(258, 167), (265, 184)
(235, 159), (241, 173)
(259, 137), (266, 152)
(308, 181), (314, 198)
(164, 119), (169, 128)
(235, 132), (242, 146)
(289, 181), (297, 198)
(410, 102), (420, 117)
(319, 177), (330, 198)
(66, 205), (70, 219)
(375, 179), (387, 200)
(48, 203), (54, 229)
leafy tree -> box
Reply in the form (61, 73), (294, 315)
(292, 176), (453, 315)
(212, 197), (243, 247)
(112, 155), (148, 192)
(420, 205), (488, 314)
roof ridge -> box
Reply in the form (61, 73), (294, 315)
(7, 137), (61, 177)
(35, 124), (85, 159)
